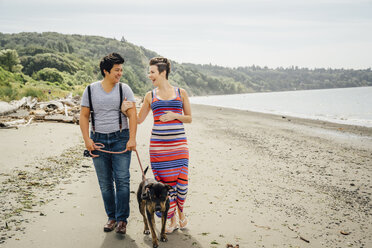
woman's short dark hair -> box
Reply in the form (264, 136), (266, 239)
(100, 53), (125, 77)
(149, 57), (171, 79)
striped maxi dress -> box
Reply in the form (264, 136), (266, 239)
(150, 87), (189, 219)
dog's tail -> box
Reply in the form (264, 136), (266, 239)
(142, 166), (149, 180)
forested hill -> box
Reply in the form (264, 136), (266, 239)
(184, 64), (372, 93)
(0, 32), (371, 101)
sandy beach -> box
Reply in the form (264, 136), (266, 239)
(1, 104), (371, 248)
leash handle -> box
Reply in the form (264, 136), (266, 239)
(88, 143), (127, 157)
(89, 143), (146, 179)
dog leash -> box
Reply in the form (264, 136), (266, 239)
(134, 149), (146, 180)
(88, 143), (146, 179)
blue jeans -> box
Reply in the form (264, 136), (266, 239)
(90, 130), (131, 223)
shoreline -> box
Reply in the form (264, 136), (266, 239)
(191, 103), (372, 137)
(1, 104), (371, 247)
(195, 103), (372, 136)
(189, 85), (372, 129)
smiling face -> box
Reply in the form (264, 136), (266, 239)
(148, 65), (166, 86)
(104, 64), (123, 84)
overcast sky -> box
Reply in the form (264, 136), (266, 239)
(0, 0), (371, 69)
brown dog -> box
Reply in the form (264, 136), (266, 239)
(137, 167), (172, 248)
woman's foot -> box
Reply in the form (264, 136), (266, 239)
(165, 223), (178, 234)
(166, 216), (178, 234)
(179, 216), (188, 229)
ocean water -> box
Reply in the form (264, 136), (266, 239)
(190, 86), (372, 128)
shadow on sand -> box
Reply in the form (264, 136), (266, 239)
(100, 233), (139, 248)
(100, 228), (202, 248)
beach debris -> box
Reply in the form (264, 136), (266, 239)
(0, 96), (40, 115)
(287, 225), (310, 243)
(300, 236), (310, 243)
(226, 244), (239, 248)
(0, 94), (143, 128)
(0, 119), (24, 128)
(0, 95), (82, 128)
(0, 97), (28, 116)
(26, 97), (38, 109)
(340, 230), (351, 235)
(44, 114), (74, 123)
(8, 109), (29, 118)
(39, 100), (64, 111)
(22, 210), (40, 213)
(254, 224), (271, 230)
(200, 232), (210, 236)
(32, 109), (47, 120)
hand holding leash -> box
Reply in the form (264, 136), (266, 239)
(83, 145), (146, 179)
(84, 143), (127, 158)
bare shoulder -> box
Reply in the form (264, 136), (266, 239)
(179, 88), (189, 98)
(143, 91), (152, 103)
(180, 88), (187, 96)
(145, 91), (153, 98)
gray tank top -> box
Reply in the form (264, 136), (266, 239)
(81, 81), (135, 133)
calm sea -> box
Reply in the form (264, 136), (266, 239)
(190, 86), (372, 128)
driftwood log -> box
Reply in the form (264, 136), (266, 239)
(0, 95), (142, 129)
(0, 95), (82, 128)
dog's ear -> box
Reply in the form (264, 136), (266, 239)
(166, 184), (173, 191)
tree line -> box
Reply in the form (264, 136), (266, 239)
(0, 32), (371, 101)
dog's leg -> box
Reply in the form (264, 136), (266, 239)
(146, 207), (158, 248)
(140, 200), (150, 235)
(160, 211), (168, 242)
(160, 200), (170, 242)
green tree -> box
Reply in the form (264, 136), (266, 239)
(35, 68), (64, 84)
(21, 53), (79, 75)
(74, 70), (93, 85)
(1, 32), (371, 97)
(0, 49), (23, 72)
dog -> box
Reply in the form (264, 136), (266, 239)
(137, 167), (172, 248)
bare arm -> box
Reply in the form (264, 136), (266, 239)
(179, 88), (192, 123)
(121, 97), (135, 115)
(79, 106), (95, 150)
(125, 105), (137, 151)
(137, 92), (152, 124)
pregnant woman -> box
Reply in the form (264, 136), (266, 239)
(122, 57), (192, 233)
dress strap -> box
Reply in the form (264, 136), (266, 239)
(151, 89), (156, 102)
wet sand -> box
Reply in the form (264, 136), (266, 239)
(1, 104), (371, 248)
